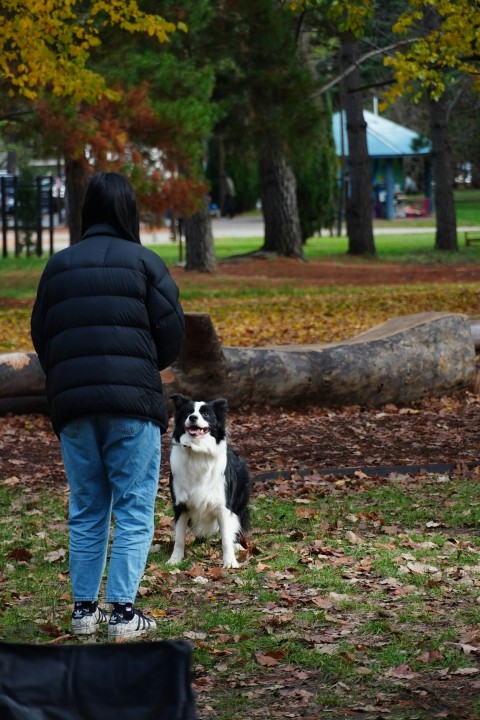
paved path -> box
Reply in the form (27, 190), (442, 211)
(3, 214), (480, 253)
(374, 225), (480, 236)
(2, 215), (263, 253)
(205, 215), (480, 238)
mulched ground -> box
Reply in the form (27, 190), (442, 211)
(1, 392), (479, 490)
(170, 254), (480, 287)
(1, 394), (480, 720)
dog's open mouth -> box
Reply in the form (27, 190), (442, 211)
(187, 425), (209, 437)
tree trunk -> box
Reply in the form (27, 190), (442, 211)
(64, 157), (89, 245)
(429, 94), (458, 250)
(259, 136), (303, 258)
(184, 201), (216, 272)
(339, 31), (375, 256)
(423, 5), (457, 252)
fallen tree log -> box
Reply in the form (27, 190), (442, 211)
(0, 311), (476, 415)
(168, 311), (476, 407)
(0, 352), (48, 415)
(0, 353), (45, 398)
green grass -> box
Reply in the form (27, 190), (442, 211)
(1, 232), (480, 304)
(172, 232), (480, 264)
(454, 188), (480, 225)
(2, 470), (480, 717)
(1, 189), (480, 288)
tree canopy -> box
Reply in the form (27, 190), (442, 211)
(2, 1), (217, 244)
(3, 0), (480, 261)
(385, 0), (480, 104)
(382, 1), (480, 251)
(0, 0), (182, 103)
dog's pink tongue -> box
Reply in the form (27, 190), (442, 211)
(188, 427), (204, 436)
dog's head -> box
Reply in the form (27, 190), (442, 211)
(170, 394), (228, 446)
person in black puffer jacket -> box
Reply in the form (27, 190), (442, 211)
(31, 172), (185, 639)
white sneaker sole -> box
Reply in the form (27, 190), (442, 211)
(108, 618), (157, 640)
(72, 620), (103, 635)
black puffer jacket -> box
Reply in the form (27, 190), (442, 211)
(31, 224), (185, 436)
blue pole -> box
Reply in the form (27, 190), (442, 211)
(385, 158), (394, 220)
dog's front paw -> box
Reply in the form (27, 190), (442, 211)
(167, 552), (184, 565)
(223, 556), (240, 569)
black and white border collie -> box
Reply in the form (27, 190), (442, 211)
(167, 394), (250, 569)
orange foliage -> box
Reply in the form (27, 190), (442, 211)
(34, 83), (206, 220)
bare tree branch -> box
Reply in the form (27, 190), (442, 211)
(349, 77), (396, 94)
(0, 110), (32, 121)
(312, 37), (420, 99)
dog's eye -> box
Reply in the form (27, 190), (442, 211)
(201, 411), (209, 418)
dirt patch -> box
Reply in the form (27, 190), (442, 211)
(171, 256), (480, 287)
(2, 393), (479, 489)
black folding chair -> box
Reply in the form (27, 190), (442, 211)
(0, 640), (197, 719)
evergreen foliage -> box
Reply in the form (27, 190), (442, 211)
(293, 98), (337, 241)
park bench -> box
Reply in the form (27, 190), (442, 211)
(465, 231), (480, 247)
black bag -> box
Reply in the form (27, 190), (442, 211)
(0, 640), (197, 720)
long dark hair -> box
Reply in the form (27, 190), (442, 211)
(81, 172), (141, 243)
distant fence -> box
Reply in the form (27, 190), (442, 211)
(1, 175), (57, 258)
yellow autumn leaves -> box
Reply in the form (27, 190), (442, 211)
(0, 0), (183, 102)
(386, 0), (480, 102)
(1, 281), (478, 353)
(171, 283), (478, 349)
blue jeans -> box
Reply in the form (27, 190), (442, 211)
(60, 416), (160, 604)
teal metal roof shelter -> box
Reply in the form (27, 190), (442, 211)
(333, 110), (432, 220)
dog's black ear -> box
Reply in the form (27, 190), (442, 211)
(211, 397), (228, 421)
(169, 394), (191, 412)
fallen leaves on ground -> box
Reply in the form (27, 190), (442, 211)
(1, 393), (480, 717)
(2, 257), (480, 352)
(1, 393), (479, 487)
(2, 257), (480, 718)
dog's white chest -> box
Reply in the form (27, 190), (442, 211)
(170, 442), (228, 535)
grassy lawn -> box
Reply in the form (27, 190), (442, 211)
(1, 452), (480, 718)
(2, 188), (480, 279)
(1, 269), (479, 354)
(1, 217), (480, 353)
(159, 231), (480, 265)
(1, 191), (480, 717)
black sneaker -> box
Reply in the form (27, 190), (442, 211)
(108, 604), (157, 639)
(71, 601), (108, 635)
